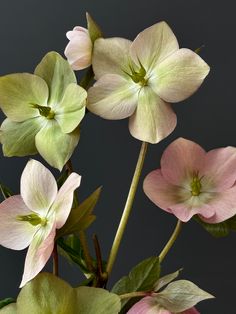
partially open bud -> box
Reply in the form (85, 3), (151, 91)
(64, 26), (92, 70)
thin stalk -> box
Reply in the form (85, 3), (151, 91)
(159, 220), (183, 263)
(119, 291), (150, 300)
(106, 141), (148, 276)
(53, 242), (59, 276)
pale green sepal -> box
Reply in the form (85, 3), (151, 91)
(154, 269), (182, 291)
(57, 187), (101, 238)
(0, 73), (48, 122)
(0, 303), (17, 313)
(34, 51), (76, 105)
(55, 83), (87, 133)
(0, 117), (43, 157)
(74, 286), (121, 314)
(86, 12), (103, 43)
(35, 121), (80, 171)
(156, 279), (214, 312)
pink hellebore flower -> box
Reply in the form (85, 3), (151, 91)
(127, 297), (199, 314)
(0, 159), (81, 287)
(143, 138), (236, 223)
(87, 22), (210, 144)
(65, 26), (92, 70)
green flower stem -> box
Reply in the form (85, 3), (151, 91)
(106, 141), (148, 276)
(119, 291), (150, 300)
(159, 220), (183, 263)
(53, 242), (59, 276)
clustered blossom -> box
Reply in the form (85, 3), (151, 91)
(144, 138), (236, 223)
(0, 159), (81, 287)
(87, 21), (209, 144)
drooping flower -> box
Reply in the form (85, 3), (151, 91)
(143, 137), (236, 222)
(87, 22), (210, 144)
(65, 26), (93, 70)
(0, 159), (81, 287)
(0, 51), (87, 170)
(127, 297), (199, 314)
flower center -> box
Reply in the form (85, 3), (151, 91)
(17, 213), (47, 226)
(124, 60), (148, 86)
(31, 104), (55, 119)
(190, 172), (202, 196)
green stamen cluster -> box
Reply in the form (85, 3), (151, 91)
(32, 104), (55, 119)
(124, 60), (148, 86)
(190, 172), (202, 196)
(17, 213), (47, 226)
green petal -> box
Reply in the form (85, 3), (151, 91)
(34, 51), (76, 105)
(0, 303), (17, 313)
(0, 117), (43, 157)
(0, 73), (48, 122)
(128, 87), (177, 144)
(35, 121), (80, 170)
(55, 83), (86, 133)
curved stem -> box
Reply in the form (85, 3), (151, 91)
(106, 141), (148, 276)
(119, 291), (150, 300)
(159, 220), (183, 263)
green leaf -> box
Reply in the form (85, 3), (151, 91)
(0, 184), (13, 200)
(57, 187), (101, 238)
(111, 257), (160, 312)
(0, 298), (15, 310)
(16, 273), (121, 314)
(156, 279), (214, 312)
(195, 216), (230, 238)
(154, 269), (182, 291)
(86, 12), (103, 43)
(0, 303), (16, 313)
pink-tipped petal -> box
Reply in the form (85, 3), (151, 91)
(49, 172), (81, 229)
(143, 169), (181, 212)
(20, 159), (58, 215)
(127, 297), (171, 314)
(182, 307), (200, 314)
(130, 21), (179, 70)
(20, 222), (56, 287)
(161, 138), (206, 186)
(201, 147), (236, 191)
(199, 186), (236, 223)
(0, 195), (37, 250)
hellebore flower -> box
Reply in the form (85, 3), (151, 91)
(65, 26), (93, 70)
(0, 159), (81, 287)
(143, 137), (236, 222)
(0, 51), (87, 170)
(127, 297), (199, 314)
(87, 22), (210, 143)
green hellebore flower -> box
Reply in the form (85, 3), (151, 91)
(0, 51), (87, 170)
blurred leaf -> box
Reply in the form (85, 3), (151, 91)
(0, 303), (16, 313)
(0, 183), (13, 200)
(195, 216), (231, 238)
(57, 187), (101, 238)
(154, 269), (182, 291)
(86, 12), (103, 43)
(111, 257), (160, 312)
(0, 298), (15, 309)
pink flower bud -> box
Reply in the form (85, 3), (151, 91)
(65, 26), (92, 70)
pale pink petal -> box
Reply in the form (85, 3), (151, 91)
(49, 172), (81, 229)
(130, 21), (179, 71)
(127, 297), (171, 314)
(199, 186), (236, 223)
(0, 195), (37, 250)
(201, 147), (236, 192)
(183, 308), (200, 314)
(150, 48), (210, 103)
(92, 37), (132, 79)
(66, 26), (89, 40)
(143, 169), (182, 212)
(20, 222), (56, 287)
(170, 202), (215, 222)
(129, 87), (177, 144)
(20, 159), (58, 215)
(161, 138), (206, 186)
(87, 74), (138, 120)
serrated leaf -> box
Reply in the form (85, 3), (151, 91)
(156, 279), (214, 312)
(0, 298), (15, 310)
(57, 187), (101, 238)
(111, 257), (160, 311)
(86, 12), (103, 43)
(194, 216), (230, 238)
(154, 269), (182, 291)
(0, 183), (13, 200)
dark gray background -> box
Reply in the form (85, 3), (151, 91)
(0, 0), (235, 312)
